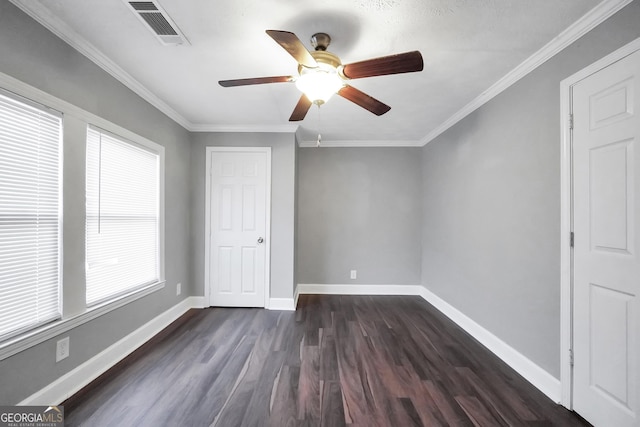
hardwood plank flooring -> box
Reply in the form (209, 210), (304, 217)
(64, 295), (590, 426)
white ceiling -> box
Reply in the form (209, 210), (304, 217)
(11, 0), (613, 145)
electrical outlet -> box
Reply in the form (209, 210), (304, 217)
(176, 282), (182, 296)
(350, 270), (357, 280)
(56, 337), (69, 362)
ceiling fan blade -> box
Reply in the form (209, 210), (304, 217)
(266, 30), (318, 68)
(342, 51), (423, 79)
(338, 85), (391, 116)
(218, 76), (293, 87)
(289, 95), (313, 121)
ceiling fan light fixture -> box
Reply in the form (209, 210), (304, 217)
(295, 72), (343, 104)
(295, 65), (344, 104)
(295, 49), (345, 104)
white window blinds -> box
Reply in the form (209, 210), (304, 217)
(86, 126), (160, 306)
(0, 90), (62, 341)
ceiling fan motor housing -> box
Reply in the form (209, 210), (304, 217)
(298, 51), (343, 73)
(300, 34), (347, 80)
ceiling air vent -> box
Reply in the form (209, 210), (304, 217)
(125, 0), (189, 45)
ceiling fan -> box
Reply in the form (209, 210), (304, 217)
(219, 30), (424, 121)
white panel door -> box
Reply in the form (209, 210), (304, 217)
(573, 49), (640, 427)
(209, 149), (268, 307)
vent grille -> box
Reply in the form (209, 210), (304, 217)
(129, 2), (157, 11)
(124, 0), (189, 45)
(139, 13), (178, 36)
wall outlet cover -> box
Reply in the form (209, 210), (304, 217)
(56, 337), (69, 362)
(350, 270), (357, 280)
(176, 282), (182, 296)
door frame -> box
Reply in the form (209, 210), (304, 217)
(559, 37), (640, 409)
(204, 146), (272, 308)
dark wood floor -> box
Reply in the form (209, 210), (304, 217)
(64, 295), (590, 426)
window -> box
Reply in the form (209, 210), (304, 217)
(0, 90), (62, 341)
(85, 126), (160, 306)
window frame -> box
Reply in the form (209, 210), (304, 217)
(85, 124), (164, 307)
(0, 72), (166, 361)
(0, 87), (64, 342)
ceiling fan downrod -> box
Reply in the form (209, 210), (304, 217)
(310, 33), (331, 51)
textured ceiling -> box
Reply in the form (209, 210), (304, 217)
(11, 0), (604, 144)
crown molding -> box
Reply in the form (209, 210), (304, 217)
(189, 123), (299, 133)
(8, 0), (193, 130)
(420, 0), (633, 146)
(297, 139), (423, 148)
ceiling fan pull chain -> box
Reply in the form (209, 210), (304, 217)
(316, 103), (322, 147)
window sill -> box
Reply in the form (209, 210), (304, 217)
(0, 281), (165, 361)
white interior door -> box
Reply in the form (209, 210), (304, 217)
(208, 148), (269, 307)
(573, 49), (640, 427)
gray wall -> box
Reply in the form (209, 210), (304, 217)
(0, 2), (191, 404)
(3, 0), (640, 405)
(297, 147), (422, 285)
(190, 132), (296, 300)
(421, 1), (640, 378)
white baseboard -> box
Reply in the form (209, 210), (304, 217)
(296, 283), (423, 295)
(190, 296), (207, 309)
(20, 296), (202, 406)
(268, 298), (296, 311)
(418, 287), (562, 403)
(296, 283), (561, 403)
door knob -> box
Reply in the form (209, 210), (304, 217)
(257, 237), (264, 244)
